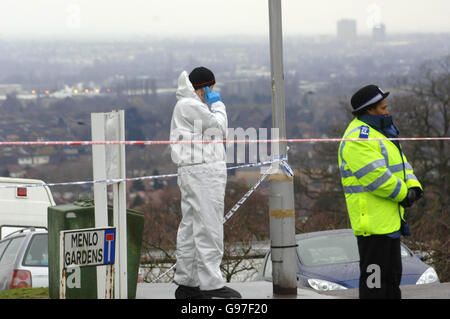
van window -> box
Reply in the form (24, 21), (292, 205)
(23, 234), (48, 266)
(0, 236), (25, 265)
(0, 241), (9, 259)
(1, 226), (26, 240)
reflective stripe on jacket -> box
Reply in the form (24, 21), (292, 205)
(338, 118), (422, 236)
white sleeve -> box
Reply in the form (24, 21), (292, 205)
(209, 101), (228, 136)
(182, 100), (228, 137)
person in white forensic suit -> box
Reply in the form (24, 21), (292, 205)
(169, 66), (241, 299)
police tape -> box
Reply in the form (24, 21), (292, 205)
(0, 136), (448, 147)
(223, 166), (271, 223)
(0, 158), (281, 189)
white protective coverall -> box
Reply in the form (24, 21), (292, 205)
(170, 71), (228, 290)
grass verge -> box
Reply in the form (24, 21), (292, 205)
(0, 287), (49, 299)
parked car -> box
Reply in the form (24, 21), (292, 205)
(258, 229), (439, 291)
(0, 228), (48, 292)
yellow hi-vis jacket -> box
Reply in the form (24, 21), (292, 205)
(338, 118), (423, 236)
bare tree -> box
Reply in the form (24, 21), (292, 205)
(289, 101), (350, 233)
(392, 56), (449, 236)
(390, 56), (449, 281)
(139, 179), (271, 283)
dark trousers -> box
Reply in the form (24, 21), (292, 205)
(357, 235), (402, 299)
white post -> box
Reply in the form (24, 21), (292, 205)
(91, 110), (127, 299)
(91, 113), (109, 299)
(109, 110), (128, 299)
(105, 264), (114, 298)
(59, 230), (66, 299)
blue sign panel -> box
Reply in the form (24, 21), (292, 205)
(103, 228), (116, 264)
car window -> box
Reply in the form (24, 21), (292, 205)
(400, 245), (412, 258)
(296, 234), (412, 267)
(297, 234), (360, 266)
(23, 234), (48, 266)
(0, 236), (25, 265)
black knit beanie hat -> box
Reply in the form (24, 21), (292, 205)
(189, 67), (216, 90)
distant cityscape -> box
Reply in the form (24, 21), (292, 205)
(0, 20), (447, 103)
(337, 19), (386, 43)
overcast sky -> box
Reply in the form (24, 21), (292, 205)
(1, 0), (449, 39)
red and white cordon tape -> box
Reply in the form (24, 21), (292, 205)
(0, 137), (448, 147)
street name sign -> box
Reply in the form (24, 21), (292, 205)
(62, 227), (116, 268)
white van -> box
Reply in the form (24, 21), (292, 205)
(0, 177), (55, 239)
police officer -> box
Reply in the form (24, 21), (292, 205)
(338, 84), (423, 299)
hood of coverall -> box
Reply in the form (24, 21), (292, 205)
(176, 71), (202, 102)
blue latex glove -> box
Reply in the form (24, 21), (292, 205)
(204, 86), (221, 104)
